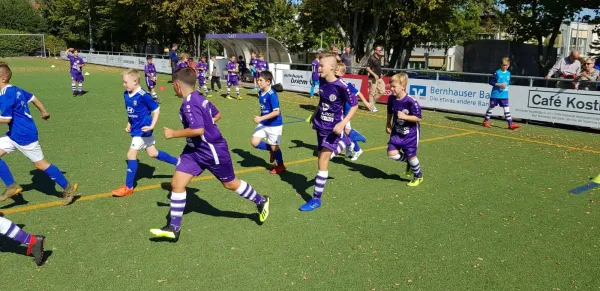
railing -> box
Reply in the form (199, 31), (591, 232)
(78, 50), (169, 59)
(278, 62), (600, 89)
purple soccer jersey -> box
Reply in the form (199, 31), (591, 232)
(312, 78), (358, 151)
(175, 92), (235, 182)
(257, 59), (269, 73)
(67, 54), (85, 82)
(144, 63), (157, 89)
(196, 61), (208, 86)
(311, 59), (320, 81)
(175, 61), (189, 71)
(226, 61), (239, 86)
(386, 95), (422, 158)
(250, 58), (259, 78)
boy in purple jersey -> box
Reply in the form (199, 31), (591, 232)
(195, 56), (209, 96)
(250, 51), (259, 90)
(300, 53), (358, 212)
(175, 53), (189, 71)
(226, 55), (241, 100)
(150, 68), (270, 241)
(66, 48), (85, 96)
(310, 56), (320, 98)
(0, 63), (78, 206)
(386, 73), (423, 187)
(257, 53), (269, 74)
(144, 56), (161, 104)
(112, 69), (179, 197)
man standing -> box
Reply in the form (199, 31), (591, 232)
(340, 47), (352, 74)
(545, 50), (581, 89)
(365, 45), (385, 112)
(169, 44), (179, 82)
(331, 45), (342, 62)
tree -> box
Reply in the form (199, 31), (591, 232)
(501, 0), (599, 75)
(0, 0), (46, 33)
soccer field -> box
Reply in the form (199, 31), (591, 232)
(1, 58), (599, 290)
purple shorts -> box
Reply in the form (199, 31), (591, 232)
(316, 131), (343, 152)
(227, 75), (239, 87)
(489, 98), (509, 107)
(71, 73), (84, 83)
(198, 76), (206, 86)
(387, 138), (418, 158)
(176, 147), (235, 183)
(145, 77), (156, 89)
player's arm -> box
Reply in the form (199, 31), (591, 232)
(30, 96), (50, 120)
(356, 92), (373, 110)
(254, 109), (280, 124)
(333, 90), (358, 134)
(212, 112), (222, 123)
(141, 95), (160, 132)
(164, 127), (204, 139)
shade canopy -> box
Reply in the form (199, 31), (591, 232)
(206, 33), (291, 63)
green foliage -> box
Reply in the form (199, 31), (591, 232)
(0, 0), (46, 33)
(0, 29), (42, 57)
(45, 35), (68, 57)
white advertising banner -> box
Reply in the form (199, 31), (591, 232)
(61, 51), (172, 74)
(281, 70), (313, 93)
(407, 79), (495, 115)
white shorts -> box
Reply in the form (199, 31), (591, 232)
(131, 136), (156, 150)
(253, 125), (282, 145)
(0, 136), (44, 162)
(345, 121), (352, 130)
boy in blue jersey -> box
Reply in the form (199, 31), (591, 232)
(66, 48), (85, 96)
(250, 71), (286, 174)
(300, 53), (358, 212)
(250, 51), (259, 91)
(112, 69), (179, 197)
(483, 57), (520, 130)
(0, 63), (78, 205)
(144, 56), (161, 104)
(386, 73), (424, 187)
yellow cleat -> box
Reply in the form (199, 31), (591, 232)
(237, 95), (243, 100)
(407, 177), (423, 187)
(257, 196), (270, 224)
(226, 95), (234, 100)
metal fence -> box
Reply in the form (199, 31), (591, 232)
(280, 62), (600, 90)
(78, 50), (170, 60)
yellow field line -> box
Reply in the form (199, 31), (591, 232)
(280, 98), (600, 154)
(1, 132), (475, 215)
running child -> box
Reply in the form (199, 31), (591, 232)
(386, 73), (424, 187)
(66, 48), (85, 96)
(144, 56), (161, 103)
(195, 56), (209, 96)
(0, 63), (78, 205)
(150, 67), (270, 241)
(251, 71), (285, 174)
(111, 69), (179, 197)
(483, 57), (520, 130)
(226, 55), (240, 100)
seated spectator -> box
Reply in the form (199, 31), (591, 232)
(577, 58), (599, 91)
(546, 50), (581, 89)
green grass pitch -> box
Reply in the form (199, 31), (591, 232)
(0, 58), (599, 290)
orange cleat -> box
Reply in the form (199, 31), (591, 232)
(483, 121), (492, 128)
(112, 185), (134, 197)
(269, 165), (286, 174)
(508, 123), (520, 130)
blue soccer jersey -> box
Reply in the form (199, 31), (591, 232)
(124, 87), (159, 137)
(489, 69), (510, 99)
(258, 87), (283, 127)
(0, 85), (38, 145)
(343, 81), (360, 115)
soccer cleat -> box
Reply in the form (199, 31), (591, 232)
(1, 183), (23, 201)
(508, 123), (520, 130)
(72, 91), (78, 97)
(305, 115), (313, 123)
(207, 94), (213, 98)
(299, 198), (322, 212)
(257, 195), (270, 224)
(269, 165), (286, 174)
(62, 183), (78, 205)
(26, 235), (45, 266)
(112, 185), (134, 197)
(351, 149), (363, 161)
(483, 121), (492, 128)
(345, 149), (353, 158)
(226, 95), (234, 100)
(405, 163), (412, 177)
(150, 225), (180, 242)
(407, 177), (424, 187)
(372, 106), (379, 113)
(237, 95), (243, 100)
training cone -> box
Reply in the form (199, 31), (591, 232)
(84, 72), (90, 76)
(592, 173), (600, 184)
(51, 65), (55, 68)
(159, 85), (165, 91)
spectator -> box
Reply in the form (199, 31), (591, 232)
(365, 45), (385, 113)
(545, 50), (581, 89)
(331, 45), (341, 62)
(168, 44), (179, 82)
(576, 58), (599, 91)
(340, 47), (352, 74)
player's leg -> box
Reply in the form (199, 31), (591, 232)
(216, 77), (222, 92)
(501, 100), (519, 129)
(150, 170), (194, 241)
(235, 78), (241, 99)
(226, 77), (232, 98)
(113, 140), (142, 197)
(23, 141), (77, 205)
(299, 148), (331, 212)
(71, 77), (77, 96)
(483, 99), (497, 127)
(201, 78), (209, 95)
(213, 159), (270, 224)
(251, 125), (272, 160)
(329, 132), (353, 160)
(0, 216), (45, 266)
(77, 75), (84, 94)
(0, 145), (22, 201)
(405, 147), (423, 187)
(145, 141), (178, 165)
(267, 126), (285, 174)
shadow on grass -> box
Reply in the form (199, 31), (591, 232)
(0, 224), (53, 265)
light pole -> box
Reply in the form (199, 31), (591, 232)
(88, 4), (94, 51)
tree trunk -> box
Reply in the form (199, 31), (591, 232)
(363, 16), (380, 62)
(352, 11), (359, 57)
(388, 41), (401, 68)
(399, 38), (414, 69)
(541, 25), (561, 76)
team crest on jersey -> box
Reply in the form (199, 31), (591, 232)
(133, 100), (138, 107)
(402, 109), (409, 114)
(202, 100), (209, 108)
(329, 94), (337, 102)
(322, 103), (330, 112)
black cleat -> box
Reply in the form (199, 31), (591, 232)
(27, 235), (45, 266)
(257, 195), (270, 225)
